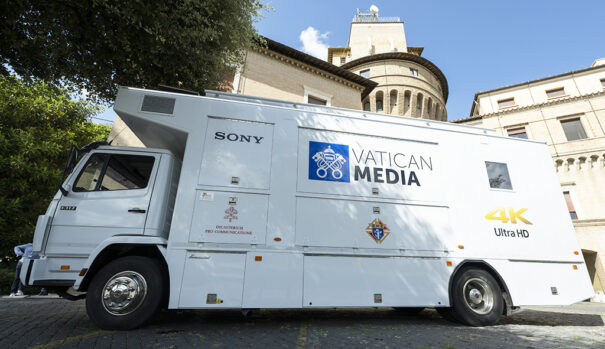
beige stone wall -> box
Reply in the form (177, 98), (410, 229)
(236, 49), (364, 110)
(459, 66), (605, 297)
(107, 115), (144, 148)
(349, 22), (407, 59)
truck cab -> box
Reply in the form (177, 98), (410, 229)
(23, 145), (179, 293)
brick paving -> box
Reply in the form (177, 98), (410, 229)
(1, 297), (604, 348)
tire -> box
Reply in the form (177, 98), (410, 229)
(393, 307), (425, 315)
(85, 256), (166, 330)
(450, 268), (503, 326)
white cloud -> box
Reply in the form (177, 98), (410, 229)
(299, 26), (329, 61)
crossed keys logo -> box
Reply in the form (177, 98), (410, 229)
(224, 206), (238, 222)
(312, 146), (347, 179)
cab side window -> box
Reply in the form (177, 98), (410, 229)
(101, 155), (155, 190)
(73, 154), (155, 192)
(74, 154), (108, 191)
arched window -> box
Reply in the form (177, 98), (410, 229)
(427, 98), (433, 119)
(403, 91), (411, 116)
(390, 90), (398, 114)
(375, 91), (384, 113)
(363, 100), (371, 111)
(416, 93), (423, 117)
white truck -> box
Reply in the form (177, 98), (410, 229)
(22, 87), (593, 329)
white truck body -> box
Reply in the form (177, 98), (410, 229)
(23, 87), (593, 327)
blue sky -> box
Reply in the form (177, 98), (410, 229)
(97, 1), (605, 123)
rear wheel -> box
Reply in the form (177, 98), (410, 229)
(85, 256), (166, 330)
(450, 268), (503, 326)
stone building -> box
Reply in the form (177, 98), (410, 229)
(328, 7), (448, 120)
(232, 37), (376, 109)
(454, 59), (605, 300)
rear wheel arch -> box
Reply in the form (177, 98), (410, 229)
(448, 260), (513, 314)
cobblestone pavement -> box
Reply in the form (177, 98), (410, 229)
(1, 296), (604, 349)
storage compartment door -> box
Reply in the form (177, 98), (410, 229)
(199, 117), (274, 190)
(179, 252), (246, 308)
(189, 191), (268, 243)
(303, 256), (450, 307)
(242, 252), (303, 308)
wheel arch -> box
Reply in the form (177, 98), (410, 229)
(75, 237), (168, 293)
(448, 260), (514, 315)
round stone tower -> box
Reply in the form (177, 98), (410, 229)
(328, 6), (448, 121)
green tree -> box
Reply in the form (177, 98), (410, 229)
(0, 0), (267, 103)
(0, 75), (111, 261)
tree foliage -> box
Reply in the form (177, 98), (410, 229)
(0, 75), (110, 260)
(0, 0), (267, 102)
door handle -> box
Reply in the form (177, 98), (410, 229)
(128, 208), (146, 213)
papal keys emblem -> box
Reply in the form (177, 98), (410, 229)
(312, 146), (347, 179)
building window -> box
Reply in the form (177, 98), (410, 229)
(485, 161), (513, 190)
(410, 68), (418, 77)
(360, 69), (370, 78)
(390, 90), (398, 114)
(416, 94), (423, 116)
(497, 97), (516, 109)
(340, 57), (345, 64)
(546, 87), (566, 99)
(563, 191), (578, 220)
(307, 95), (327, 106)
(363, 101), (371, 111)
(561, 118), (587, 141)
(601, 78), (605, 89)
(507, 127), (528, 139)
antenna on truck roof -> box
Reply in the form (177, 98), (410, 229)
(157, 84), (204, 96)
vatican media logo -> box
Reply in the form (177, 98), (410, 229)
(309, 141), (350, 182)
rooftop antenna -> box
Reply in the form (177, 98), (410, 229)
(370, 5), (379, 16)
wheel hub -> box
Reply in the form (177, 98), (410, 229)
(462, 278), (494, 315)
(102, 271), (147, 316)
(468, 288), (483, 304)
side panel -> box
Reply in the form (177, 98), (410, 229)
(487, 259), (594, 306)
(297, 128), (443, 204)
(303, 256), (450, 307)
(199, 117), (274, 190)
(296, 197), (450, 250)
(189, 191), (268, 244)
(178, 252), (246, 308)
(242, 252), (303, 308)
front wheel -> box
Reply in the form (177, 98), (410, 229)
(450, 268), (503, 326)
(85, 256), (166, 330)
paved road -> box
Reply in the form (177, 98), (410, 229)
(1, 297), (604, 348)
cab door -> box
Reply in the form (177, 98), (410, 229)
(45, 151), (159, 257)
